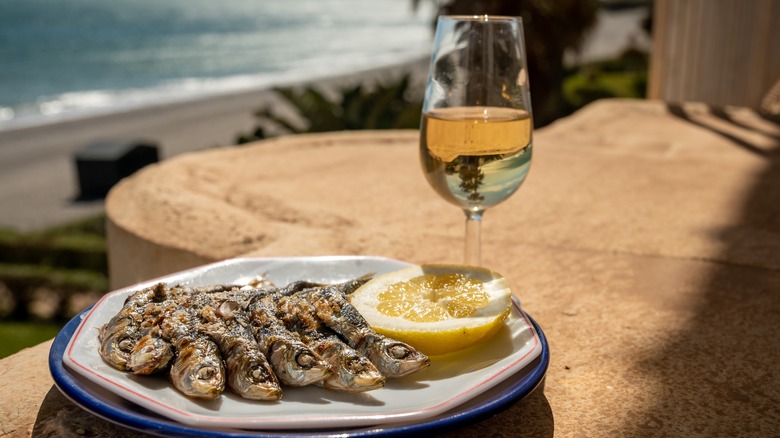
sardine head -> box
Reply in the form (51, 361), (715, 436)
(268, 341), (331, 387)
(358, 334), (431, 378)
(127, 335), (173, 375)
(170, 340), (225, 400)
(322, 344), (386, 392)
(98, 318), (138, 370)
(226, 346), (282, 400)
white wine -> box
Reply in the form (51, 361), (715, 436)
(420, 106), (532, 211)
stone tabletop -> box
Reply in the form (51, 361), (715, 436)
(2, 99), (779, 436)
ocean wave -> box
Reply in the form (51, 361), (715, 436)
(0, 0), (436, 132)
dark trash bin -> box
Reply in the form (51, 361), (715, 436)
(74, 138), (159, 199)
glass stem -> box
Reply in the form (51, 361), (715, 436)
(464, 210), (483, 266)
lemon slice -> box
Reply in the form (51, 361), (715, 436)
(349, 264), (512, 356)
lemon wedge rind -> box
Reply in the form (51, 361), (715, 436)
(349, 264), (513, 356)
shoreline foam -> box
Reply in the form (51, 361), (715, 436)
(0, 51), (431, 134)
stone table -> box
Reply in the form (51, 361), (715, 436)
(3, 99), (779, 436)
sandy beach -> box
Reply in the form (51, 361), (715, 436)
(0, 57), (430, 231)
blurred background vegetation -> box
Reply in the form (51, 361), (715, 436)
(0, 215), (107, 357)
(238, 0), (649, 142)
(1, 0), (651, 359)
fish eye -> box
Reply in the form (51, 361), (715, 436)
(250, 365), (268, 380)
(387, 343), (412, 360)
(117, 337), (134, 352)
(346, 355), (371, 373)
(196, 366), (216, 380)
(295, 352), (317, 368)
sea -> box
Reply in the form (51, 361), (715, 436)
(0, 0), (436, 130)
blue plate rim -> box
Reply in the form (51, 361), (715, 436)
(49, 306), (549, 437)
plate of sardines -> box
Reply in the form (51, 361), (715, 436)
(57, 256), (545, 431)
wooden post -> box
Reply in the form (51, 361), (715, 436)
(648, 0), (780, 108)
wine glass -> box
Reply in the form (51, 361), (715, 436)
(420, 15), (533, 266)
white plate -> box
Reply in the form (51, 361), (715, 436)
(63, 256), (543, 430)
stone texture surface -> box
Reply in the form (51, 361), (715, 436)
(0, 341), (53, 437)
(3, 99), (780, 436)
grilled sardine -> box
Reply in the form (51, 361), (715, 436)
(199, 298), (282, 400)
(126, 284), (234, 375)
(301, 284), (430, 378)
(98, 283), (167, 371)
(160, 296), (226, 400)
(278, 294), (385, 392)
(246, 293), (331, 387)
